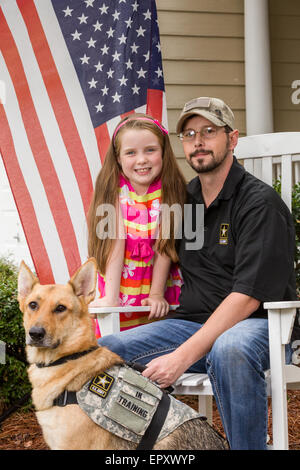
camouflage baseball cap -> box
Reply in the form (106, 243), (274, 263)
(176, 97), (235, 134)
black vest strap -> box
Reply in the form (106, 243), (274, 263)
(136, 391), (171, 450)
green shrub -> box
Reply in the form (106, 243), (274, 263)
(273, 180), (300, 296)
(0, 257), (31, 413)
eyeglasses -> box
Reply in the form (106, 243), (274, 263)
(178, 126), (227, 142)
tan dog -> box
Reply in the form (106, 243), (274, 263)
(18, 258), (228, 450)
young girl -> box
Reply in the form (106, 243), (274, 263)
(88, 113), (186, 336)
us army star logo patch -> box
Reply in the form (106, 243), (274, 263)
(89, 372), (114, 398)
(219, 223), (229, 245)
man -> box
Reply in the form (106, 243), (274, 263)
(98, 97), (297, 449)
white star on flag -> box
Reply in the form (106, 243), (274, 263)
(85, 0), (95, 7)
(112, 10), (121, 21)
(131, 42), (139, 53)
(118, 75), (128, 86)
(125, 17), (133, 28)
(80, 54), (90, 64)
(78, 13), (88, 24)
(63, 6), (73, 17)
(93, 21), (102, 31)
(136, 26), (146, 37)
(155, 66), (163, 78)
(132, 1), (138, 12)
(118, 33), (127, 44)
(101, 85), (109, 95)
(95, 101), (104, 112)
(126, 58), (133, 69)
(112, 91), (122, 103)
(137, 67), (147, 78)
(106, 27), (115, 38)
(94, 61), (104, 72)
(143, 9), (151, 20)
(112, 50), (121, 62)
(88, 78), (98, 88)
(86, 37), (96, 48)
(101, 44), (109, 55)
(132, 84), (140, 94)
(71, 30), (81, 41)
(99, 3), (109, 14)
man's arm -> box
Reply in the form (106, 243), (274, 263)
(142, 292), (260, 388)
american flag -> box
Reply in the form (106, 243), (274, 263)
(0, 0), (167, 284)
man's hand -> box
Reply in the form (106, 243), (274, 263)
(142, 293), (261, 389)
(142, 352), (187, 389)
(141, 295), (169, 320)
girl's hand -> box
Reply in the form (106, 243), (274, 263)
(142, 352), (187, 389)
(141, 295), (169, 320)
(89, 297), (120, 319)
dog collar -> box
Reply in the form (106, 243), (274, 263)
(35, 346), (99, 368)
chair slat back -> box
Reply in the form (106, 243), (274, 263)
(235, 132), (300, 211)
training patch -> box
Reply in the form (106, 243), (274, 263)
(219, 223), (229, 245)
(77, 364), (201, 444)
(89, 372), (114, 398)
(117, 394), (149, 419)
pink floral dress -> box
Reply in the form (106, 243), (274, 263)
(94, 174), (182, 338)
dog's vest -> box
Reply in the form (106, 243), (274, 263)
(76, 364), (201, 445)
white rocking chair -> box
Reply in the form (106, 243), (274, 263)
(89, 132), (300, 450)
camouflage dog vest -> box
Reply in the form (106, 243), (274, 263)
(76, 364), (201, 445)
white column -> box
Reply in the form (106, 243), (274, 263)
(244, 0), (274, 135)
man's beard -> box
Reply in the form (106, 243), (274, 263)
(187, 140), (230, 174)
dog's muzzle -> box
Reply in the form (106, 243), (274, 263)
(27, 326), (59, 348)
(27, 326), (46, 346)
(29, 326), (46, 341)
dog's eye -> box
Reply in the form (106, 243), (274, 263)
(54, 304), (67, 313)
(28, 301), (38, 311)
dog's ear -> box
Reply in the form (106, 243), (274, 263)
(18, 261), (39, 303)
(69, 258), (97, 304)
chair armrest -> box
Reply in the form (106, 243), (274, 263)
(88, 305), (179, 336)
(263, 301), (300, 309)
(263, 301), (299, 346)
(89, 306), (155, 315)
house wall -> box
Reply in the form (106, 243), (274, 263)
(156, 0), (300, 180)
(269, 0), (300, 132)
(0, 155), (33, 268)
(156, 0), (245, 180)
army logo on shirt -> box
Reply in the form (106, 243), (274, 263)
(219, 223), (229, 245)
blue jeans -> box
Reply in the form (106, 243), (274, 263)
(98, 317), (292, 450)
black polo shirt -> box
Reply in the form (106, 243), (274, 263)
(172, 156), (297, 325)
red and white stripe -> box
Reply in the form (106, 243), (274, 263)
(0, 0), (166, 284)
